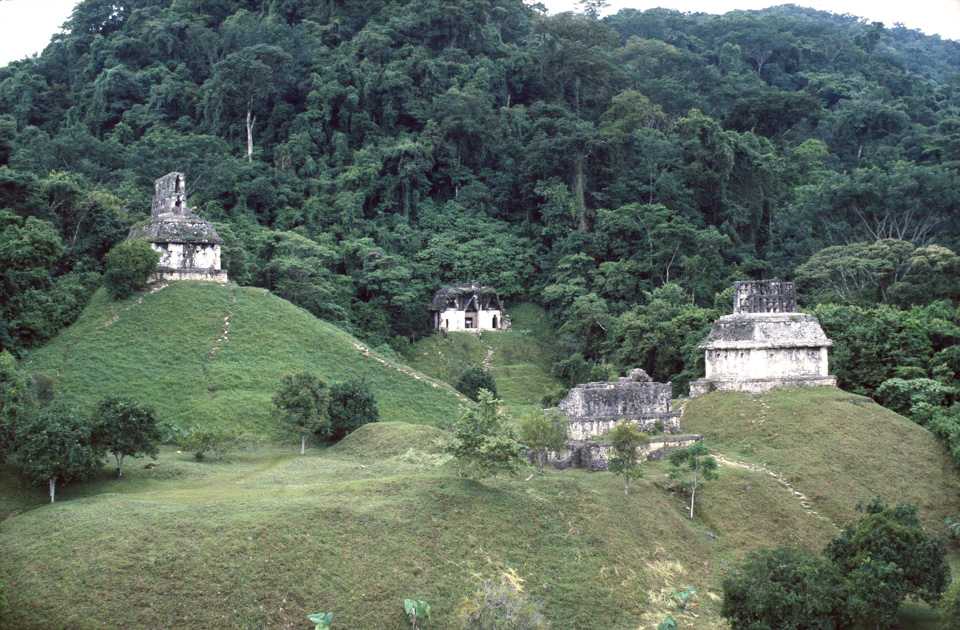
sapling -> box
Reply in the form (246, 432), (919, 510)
(668, 440), (719, 519)
(307, 612), (332, 630)
(404, 599), (430, 629)
(608, 421), (650, 495)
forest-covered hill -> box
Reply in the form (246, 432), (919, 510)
(1, 0), (959, 403)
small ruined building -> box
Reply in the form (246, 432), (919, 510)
(689, 280), (835, 397)
(128, 172), (227, 283)
(545, 369), (702, 472)
(429, 282), (510, 332)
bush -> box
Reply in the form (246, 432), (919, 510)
(456, 366), (498, 401)
(456, 573), (548, 630)
(940, 579), (960, 630)
(103, 239), (159, 300)
(447, 390), (526, 489)
(722, 547), (852, 630)
(327, 379), (379, 441)
(877, 378), (956, 424)
(518, 408), (567, 473)
(826, 497), (951, 627)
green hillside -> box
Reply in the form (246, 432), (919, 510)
(1, 388), (957, 629)
(401, 304), (563, 413)
(20, 282), (468, 434)
(680, 387), (960, 533)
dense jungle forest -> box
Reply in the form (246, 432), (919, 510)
(2, 0), (960, 413)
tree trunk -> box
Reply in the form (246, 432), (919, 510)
(494, 474), (498, 489)
(49, 477), (56, 503)
(624, 477), (629, 496)
(301, 434), (306, 455)
(246, 99), (256, 163)
(689, 484), (696, 519)
(116, 452), (125, 478)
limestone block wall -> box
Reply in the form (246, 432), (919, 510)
(566, 413), (681, 441)
(436, 307), (505, 331)
(537, 434), (704, 472)
(558, 380), (673, 419)
(152, 242), (221, 271)
(705, 346), (830, 379)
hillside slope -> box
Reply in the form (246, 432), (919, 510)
(680, 387), (960, 532)
(401, 303), (563, 413)
(21, 282), (468, 433)
(1, 388), (957, 629)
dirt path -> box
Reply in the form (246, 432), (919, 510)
(676, 397), (834, 525)
(352, 342), (472, 402)
(203, 286), (237, 397)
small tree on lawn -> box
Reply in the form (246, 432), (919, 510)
(103, 238), (160, 300)
(456, 366), (498, 401)
(327, 379), (379, 441)
(518, 408), (568, 473)
(13, 407), (101, 503)
(273, 372), (329, 454)
(91, 396), (162, 478)
(448, 389), (526, 489)
(608, 421), (650, 495)
(668, 440), (719, 519)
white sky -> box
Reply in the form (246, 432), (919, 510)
(0, 0), (957, 67)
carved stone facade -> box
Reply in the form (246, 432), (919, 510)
(689, 280), (836, 397)
(536, 369), (701, 472)
(429, 282), (510, 332)
(558, 368), (680, 439)
(128, 172), (228, 283)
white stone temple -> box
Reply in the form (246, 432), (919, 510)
(128, 172), (228, 283)
(429, 282), (510, 332)
(689, 280), (836, 397)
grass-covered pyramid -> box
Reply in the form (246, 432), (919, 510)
(22, 282), (467, 434)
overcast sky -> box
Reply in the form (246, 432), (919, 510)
(0, 0), (958, 67)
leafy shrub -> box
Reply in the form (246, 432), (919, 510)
(179, 424), (250, 461)
(940, 580), (960, 630)
(447, 390), (526, 489)
(327, 379), (379, 441)
(456, 366), (498, 401)
(877, 378), (956, 424)
(722, 547), (851, 630)
(518, 408), (567, 473)
(826, 497), (951, 627)
(103, 239), (159, 300)
(456, 572), (547, 630)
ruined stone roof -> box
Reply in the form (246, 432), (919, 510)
(430, 282), (502, 312)
(733, 279), (797, 314)
(700, 312), (832, 349)
(557, 371), (678, 422)
(127, 171), (222, 245)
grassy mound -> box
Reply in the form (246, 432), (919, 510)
(0, 428), (837, 630)
(2, 386), (957, 628)
(680, 386), (960, 532)
(21, 283), (467, 434)
(332, 422), (449, 457)
(401, 303), (563, 413)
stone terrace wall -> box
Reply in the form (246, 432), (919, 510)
(557, 372), (680, 436)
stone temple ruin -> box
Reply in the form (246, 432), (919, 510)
(689, 280), (835, 397)
(429, 282), (510, 332)
(128, 172), (227, 283)
(545, 369), (702, 472)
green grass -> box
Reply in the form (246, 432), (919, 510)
(6, 301), (960, 629)
(401, 303), (563, 414)
(20, 283), (467, 435)
(680, 387), (960, 533)
(0, 425), (835, 630)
